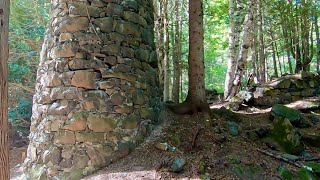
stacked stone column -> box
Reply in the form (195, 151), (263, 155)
(23, 0), (159, 179)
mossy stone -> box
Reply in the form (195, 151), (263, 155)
(271, 104), (302, 126)
(269, 117), (304, 155)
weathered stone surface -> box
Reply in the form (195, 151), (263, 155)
(91, 0), (105, 7)
(114, 106), (134, 114)
(121, 0), (139, 12)
(71, 70), (96, 89)
(40, 72), (62, 87)
(54, 131), (76, 145)
(59, 33), (73, 42)
(87, 114), (117, 132)
(113, 64), (131, 73)
(25, 0), (159, 178)
(50, 87), (81, 100)
(101, 44), (120, 55)
(122, 113), (140, 129)
(102, 73), (137, 82)
(69, 2), (101, 17)
(123, 11), (147, 27)
(75, 132), (105, 142)
(63, 118), (87, 131)
(110, 93), (126, 105)
(115, 20), (141, 37)
(59, 17), (89, 33)
(48, 100), (72, 115)
(93, 17), (114, 33)
(269, 117), (304, 155)
(50, 43), (78, 59)
(271, 104), (302, 126)
(73, 154), (89, 169)
(133, 90), (146, 105)
(135, 49), (149, 62)
(42, 146), (62, 165)
(106, 3), (124, 17)
(300, 128), (320, 148)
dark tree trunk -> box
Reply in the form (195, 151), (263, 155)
(186, 0), (207, 108)
(172, 0), (181, 103)
(0, 0), (10, 179)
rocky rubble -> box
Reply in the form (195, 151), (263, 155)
(22, 0), (160, 179)
(253, 72), (320, 106)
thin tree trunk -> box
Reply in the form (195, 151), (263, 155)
(258, 0), (266, 82)
(172, 0), (181, 103)
(0, 0), (10, 178)
(228, 0), (254, 98)
(271, 39), (279, 77)
(275, 41), (283, 75)
(224, 0), (243, 99)
(163, 0), (170, 101)
(301, 0), (311, 71)
(154, 0), (165, 99)
(282, 25), (293, 74)
(316, 14), (320, 71)
(294, 2), (302, 73)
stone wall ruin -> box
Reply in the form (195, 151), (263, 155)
(23, 0), (160, 179)
(253, 72), (320, 106)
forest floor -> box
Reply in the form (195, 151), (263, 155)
(84, 104), (320, 180)
(9, 102), (320, 179)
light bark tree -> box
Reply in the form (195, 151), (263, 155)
(228, 0), (254, 99)
(163, 0), (170, 101)
(0, 0), (10, 178)
(316, 14), (320, 71)
(154, 0), (165, 100)
(224, 0), (243, 99)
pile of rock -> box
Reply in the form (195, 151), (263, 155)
(253, 72), (320, 106)
(247, 104), (320, 155)
(23, 0), (160, 179)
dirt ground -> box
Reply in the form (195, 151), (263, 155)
(10, 105), (320, 179)
(85, 106), (320, 180)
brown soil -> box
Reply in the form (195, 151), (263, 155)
(85, 106), (320, 180)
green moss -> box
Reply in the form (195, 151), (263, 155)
(269, 118), (304, 155)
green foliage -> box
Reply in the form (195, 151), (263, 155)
(298, 168), (317, 180)
(9, 98), (32, 135)
(277, 164), (294, 180)
(231, 164), (263, 180)
(8, 61), (32, 83)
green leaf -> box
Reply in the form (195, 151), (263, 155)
(277, 165), (294, 180)
(298, 168), (317, 180)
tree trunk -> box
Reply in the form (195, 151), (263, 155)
(301, 0), (311, 71)
(316, 14), (320, 71)
(186, 0), (207, 109)
(275, 41), (283, 75)
(163, 0), (170, 101)
(272, 40), (278, 77)
(224, 0), (243, 99)
(154, 0), (165, 99)
(228, 0), (254, 98)
(258, 0), (266, 82)
(270, 32), (279, 77)
(171, 0), (181, 103)
(293, 2), (302, 73)
(251, 0), (259, 79)
(0, 0), (10, 178)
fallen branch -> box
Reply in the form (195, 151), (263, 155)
(256, 148), (303, 168)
